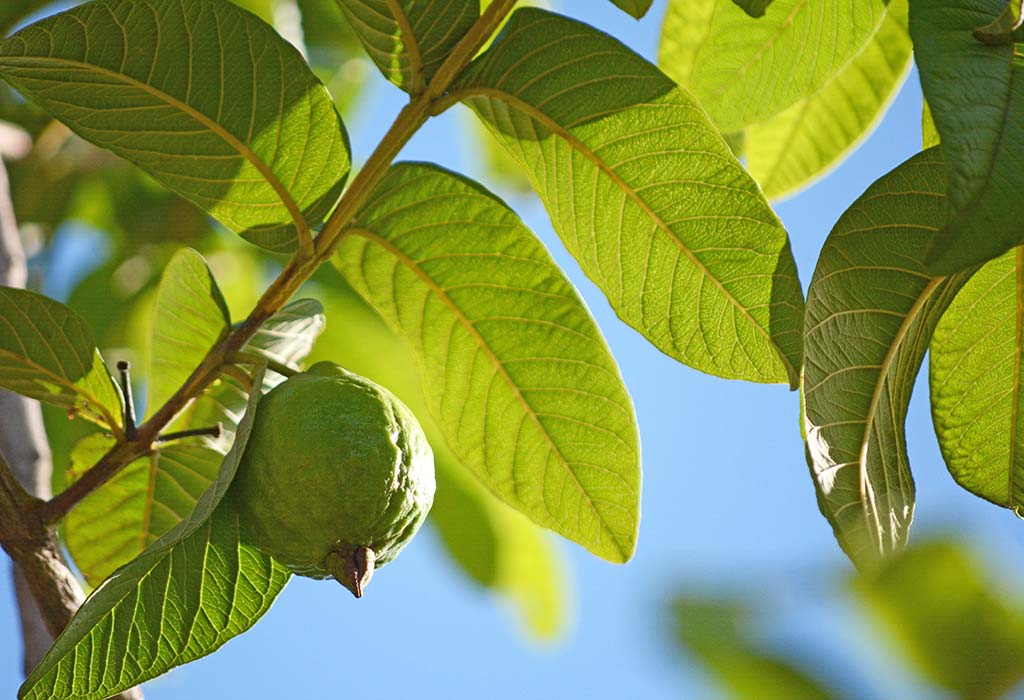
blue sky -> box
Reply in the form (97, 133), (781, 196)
(5, 1), (1024, 698)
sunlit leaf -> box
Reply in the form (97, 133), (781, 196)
(337, 0), (477, 93)
(65, 433), (222, 586)
(0, 286), (121, 428)
(148, 248), (230, 417)
(335, 162), (639, 562)
(745, 0), (912, 199)
(802, 149), (974, 568)
(910, 0), (1024, 273)
(20, 366), (290, 700)
(659, 0), (887, 131)
(930, 247), (1024, 510)
(0, 0), (351, 253)
(453, 8), (804, 386)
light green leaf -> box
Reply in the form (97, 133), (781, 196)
(673, 597), (833, 700)
(910, 0), (1024, 273)
(334, 161), (640, 562)
(929, 247), (1024, 511)
(65, 434), (222, 586)
(148, 248), (230, 417)
(186, 298), (326, 450)
(0, 0), (351, 253)
(745, 0), (912, 200)
(0, 286), (121, 428)
(336, 0), (478, 93)
(311, 278), (568, 638)
(659, 0), (887, 131)
(854, 540), (1024, 699)
(802, 149), (974, 568)
(609, 0), (653, 19)
(922, 99), (940, 148)
(20, 366), (288, 700)
(451, 8), (804, 386)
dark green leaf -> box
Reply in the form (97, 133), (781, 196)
(65, 434), (222, 586)
(454, 8), (805, 386)
(659, 0), (887, 131)
(148, 248), (230, 417)
(0, 0), (351, 253)
(20, 366), (289, 700)
(335, 162), (640, 562)
(729, 0), (772, 18)
(337, 0), (478, 93)
(929, 247), (1024, 510)
(0, 0), (54, 36)
(0, 286), (121, 428)
(609, 0), (653, 19)
(910, 0), (1024, 272)
(802, 149), (974, 568)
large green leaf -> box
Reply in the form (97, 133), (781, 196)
(929, 247), (1024, 510)
(20, 366), (291, 700)
(148, 248), (230, 416)
(0, 286), (121, 428)
(909, 0), (1024, 273)
(311, 279), (567, 638)
(187, 298), (326, 451)
(745, 0), (912, 200)
(335, 162), (640, 562)
(336, 0), (477, 93)
(673, 597), (833, 699)
(802, 149), (974, 568)
(65, 434), (222, 586)
(0, 0), (351, 253)
(854, 540), (1024, 699)
(451, 8), (805, 386)
(658, 0), (887, 131)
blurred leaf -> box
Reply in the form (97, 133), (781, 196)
(148, 249), (230, 417)
(659, 0), (887, 131)
(674, 598), (833, 700)
(745, 0), (912, 200)
(0, 0), (54, 36)
(909, 0), (1024, 273)
(65, 433), (222, 586)
(20, 367), (290, 700)
(309, 273), (568, 639)
(335, 162), (639, 563)
(922, 100), (940, 149)
(187, 298), (325, 450)
(729, 0), (771, 17)
(973, 0), (1024, 42)
(929, 247), (1024, 510)
(802, 149), (974, 567)
(0, 0), (351, 253)
(0, 286), (121, 428)
(855, 541), (1024, 699)
(455, 8), (805, 386)
(337, 0), (477, 93)
(609, 0), (653, 18)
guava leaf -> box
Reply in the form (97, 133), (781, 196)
(311, 280), (568, 638)
(0, 0), (351, 253)
(336, 0), (478, 94)
(0, 0), (52, 35)
(854, 541), (1024, 698)
(658, 0), (887, 131)
(909, 0), (1024, 273)
(335, 161), (640, 562)
(744, 0), (912, 200)
(65, 434), (222, 586)
(729, 0), (772, 18)
(0, 286), (121, 428)
(922, 100), (941, 148)
(802, 149), (975, 568)
(929, 248), (1024, 511)
(608, 0), (653, 19)
(453, 8), (804, 386)
(187, 298), (326, 450)
(148, 248), (230, 417)
(20, 366), (290, 700)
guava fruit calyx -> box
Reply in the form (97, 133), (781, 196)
(327, 546), (376, 598)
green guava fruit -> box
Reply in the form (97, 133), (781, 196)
(234, 361), (435, 598)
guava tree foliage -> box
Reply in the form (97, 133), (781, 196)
(0, 0), (1017, 697)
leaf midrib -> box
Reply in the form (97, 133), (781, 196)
(342, 226), (632, 560)
(384, 0), (425, 92)
(0, 55), (307, 232)
(448, 85), (796, 384)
